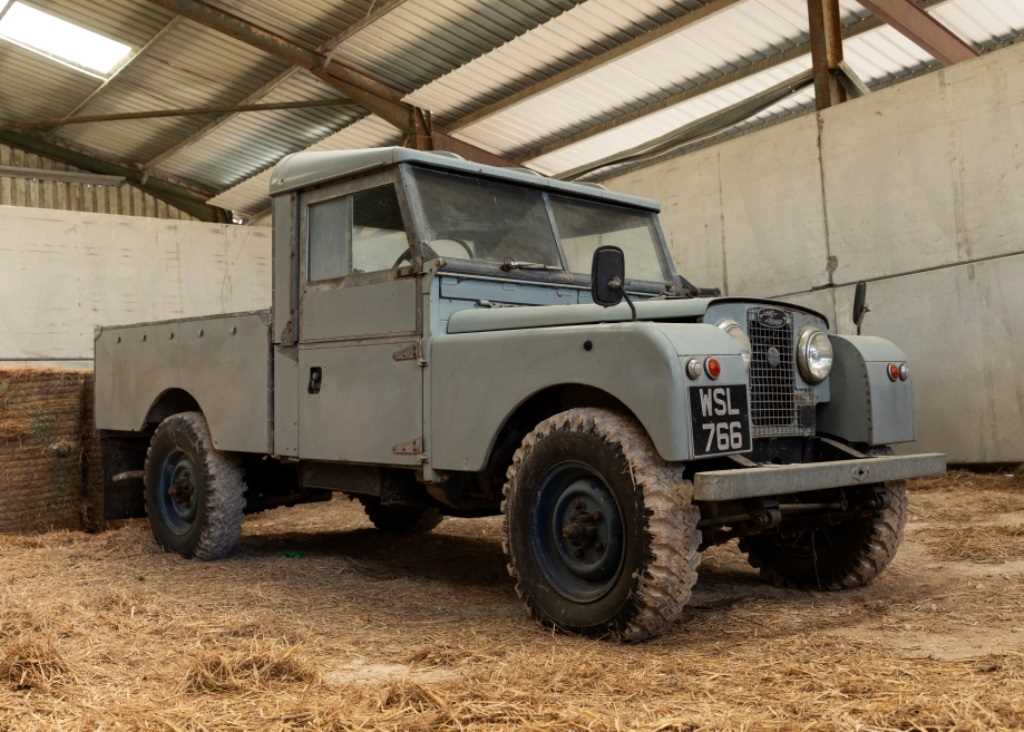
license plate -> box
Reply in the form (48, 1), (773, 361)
(689, 385), (751, 456)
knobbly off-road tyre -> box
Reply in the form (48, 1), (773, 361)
(144, 412), (246, 560)
(359, 497), (443, 535)
(502, 408), (701, 642)
(739, 481), (907, 590)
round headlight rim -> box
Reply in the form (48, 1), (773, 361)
(797, 326), (833, 384)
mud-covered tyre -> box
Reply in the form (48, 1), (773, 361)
(144, 412), (246, 560)
(502, 408), (701, 642)
(740, 482), (907, 590)
(359, 498), (443, 535)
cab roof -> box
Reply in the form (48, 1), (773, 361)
(268, 147), (660, 212)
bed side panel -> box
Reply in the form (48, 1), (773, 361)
(94, 311), (272, 454)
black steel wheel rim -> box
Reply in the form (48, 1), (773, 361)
(531, 461), (625, 603)
(158, 449), (199, 535)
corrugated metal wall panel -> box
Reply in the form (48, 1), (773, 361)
(0, 143), (197, 220)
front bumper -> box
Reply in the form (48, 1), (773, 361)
(693, 452), (946, 502)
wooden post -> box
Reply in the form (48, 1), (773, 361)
(807, 0), (847, 110)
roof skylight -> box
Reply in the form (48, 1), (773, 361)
(0, 2), (132, 77)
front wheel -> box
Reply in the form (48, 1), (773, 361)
(740, 482), (907, 590)
(144, 412), (246, 560)
(502, 408), (701, 642)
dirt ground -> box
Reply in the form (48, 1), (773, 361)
(1, 471), (1023, 731)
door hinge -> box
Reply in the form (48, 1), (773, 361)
(392, 437), (424, 458)
(392, 342), (427, 367)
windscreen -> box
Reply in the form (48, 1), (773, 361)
(413, 168), (562, 268)
(548, 195), (668, 283)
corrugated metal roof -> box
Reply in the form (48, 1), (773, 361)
(1, 0), (1022, 214)
(54, 19), (286, 164)
(406, 0), (710, 121)
(205, 0), (380, 51)
(443, 0), (1024, 174)
(153, 70), (363, 188)
(0, 42), (99, 122)
(208, 114), (401, 213)
(333, 0), (582, 92)
(28, 0), (173, 48)
(440, 0), (860, 161)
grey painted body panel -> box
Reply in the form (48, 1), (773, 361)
(429, 321), (747, 472)
(300, 276), (418, 342)
(817, 336), (915, 445)
(298, 338), (422, 466)
(446, 295), (828, 335)
(270, 147), (660, 211)
(272, 193), (298, 345)
(94, 311), (272, 454)
(693, 452), (946, 501)
(273, 346), (299, 456)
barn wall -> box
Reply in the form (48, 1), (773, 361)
(0, 206), (272, 362)
(605, 41), (1024, 463)
(0, 144), (199, 220)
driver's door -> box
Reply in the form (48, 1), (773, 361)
(297, 170), (423, 465)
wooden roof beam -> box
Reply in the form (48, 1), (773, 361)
(857, 0), (977, 65)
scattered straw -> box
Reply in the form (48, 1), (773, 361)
(924, 524), (1024, 563)
(0, 471), (1020, 729)
(183, 641), (317, 693)
(0, 637), (70, 691)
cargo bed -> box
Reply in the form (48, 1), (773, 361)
(94, 310), (273, 454)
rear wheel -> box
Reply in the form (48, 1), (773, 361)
(502, 408), (701, 642)
(359, 497), (443, 535)
(740, 482), (907, 590)
(144, 412), (246, 560)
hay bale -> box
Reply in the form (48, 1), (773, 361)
(0, 366), (104, 534)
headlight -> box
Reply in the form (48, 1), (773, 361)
(797, 327), (833, 383)
(717, 319), (751, 367)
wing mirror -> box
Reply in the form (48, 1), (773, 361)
(591, 245), (636, 319)
(852, 280), (870, 335)
(591, 246), (625, 307)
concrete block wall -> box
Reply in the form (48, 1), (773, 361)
(0, 206), (272, 363)
(606, 41), (1024, 463)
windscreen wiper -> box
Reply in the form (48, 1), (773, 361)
(499, 258), (562, 272)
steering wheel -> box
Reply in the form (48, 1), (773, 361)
(393, 247), (415, 268)
(432, 238), (474, 259)
(393, 239), (474, 268)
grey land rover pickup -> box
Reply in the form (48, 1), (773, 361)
(95, 147), (945, 641)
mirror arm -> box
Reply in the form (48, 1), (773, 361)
(622, 289), (637, 321)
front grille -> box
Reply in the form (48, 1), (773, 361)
(747, 308), (812, 438)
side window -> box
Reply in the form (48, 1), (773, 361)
(306, 185), (407, 281)
(308, 196), (351, 282)
(352, 186), (408, 272)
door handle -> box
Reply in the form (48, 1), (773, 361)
(308, 367), (323, 394)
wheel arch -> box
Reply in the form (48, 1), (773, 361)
(476, 383), (642, 495)
(143, 388), (202, 429)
